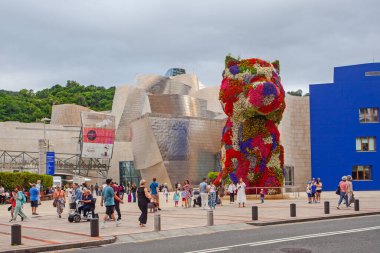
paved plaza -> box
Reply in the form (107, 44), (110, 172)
(0, 191), (379, 252)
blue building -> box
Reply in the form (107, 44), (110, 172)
(310, 63), (380, 190)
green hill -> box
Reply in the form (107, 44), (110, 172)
(0, 81), (115, 123)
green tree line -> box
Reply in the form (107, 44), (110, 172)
(0, 81), (115, 122)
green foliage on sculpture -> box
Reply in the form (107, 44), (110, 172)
(214, 56), (286, 192)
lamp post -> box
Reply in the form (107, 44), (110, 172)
(40, 118), (50, 174)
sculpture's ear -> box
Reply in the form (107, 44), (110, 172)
(272, 60), (280, 74)
(225, 55), (239, 68)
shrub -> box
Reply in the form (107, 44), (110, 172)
(207, 172), (219, 180)
(0, 172), (53, 191)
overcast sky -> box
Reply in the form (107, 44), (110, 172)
(0, 0), (379, 93)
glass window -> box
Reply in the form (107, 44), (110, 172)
(284, 166), (294, 186)
(356, 137), (376, 151)
(359, 108), (379, 123)
(352, 165), (372, 180)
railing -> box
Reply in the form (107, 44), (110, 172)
(246, 186), (301, 199)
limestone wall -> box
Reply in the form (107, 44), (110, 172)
(279, 95), (311, 189)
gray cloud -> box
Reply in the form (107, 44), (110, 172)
(0, 0), (379, 93)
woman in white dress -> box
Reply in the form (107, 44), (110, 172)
(236, 178), (246, 207)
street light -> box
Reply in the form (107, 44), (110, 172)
(41, 117), (51, 141)
(39, 118), (50, 174)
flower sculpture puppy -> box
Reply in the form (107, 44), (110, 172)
(214, 56), (286, 192)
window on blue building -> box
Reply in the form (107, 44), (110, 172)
(359, 108), (379, 123)
(356, 137), (376, 151)
(352, 165), (372, 180)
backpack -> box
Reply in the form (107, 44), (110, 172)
(20, 192), (26, 204)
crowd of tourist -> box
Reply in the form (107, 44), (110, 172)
(0, 174), (358, 229)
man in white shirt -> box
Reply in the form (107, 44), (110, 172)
(228, 182), (236, 204)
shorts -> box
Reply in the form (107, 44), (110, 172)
(312, 193), (316, 197)
(31, 200), (38, 207)
(307, 193), (312, 198)
(105, 205), (115, 216)
(182, 198), (186, 201)
(316, 190), (322, 193)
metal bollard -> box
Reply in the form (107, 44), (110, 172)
(11, 224), (22, 245)
(290, 203), (296, 217)
(324, 201), (330, 214)
(252, 206), (258, 220)
(354, 199), (360, 211)
(154, 214), (161, 231)
(207, 210), (214, 226)
(90, 218), (99, 237)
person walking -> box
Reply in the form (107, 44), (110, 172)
(306, 181), (312, 204)
(9, 191), (23, 222)
(260, 189), (265, 203)
(53, 186), (66, 218)
(101, 179), (121, 228)
(162, 184), (169, 203)
(11, 186), (27, 222)
(183, 180), (192, 208)
(228, 182), (236, 204)
(137, 179), (153, 227)
(0, 185), (5, 205)
(95, 183), (99, 196)
(346, 175), (354, 207)
(208, 182), (217, 210)
(316, 178), (323, 203)
(70, 183), (82, 210)
(236, 178), (247, 208)
(150, 178), (161, 210)
(173, 189), (180, 207)
(311, 181), (317, 203)
(29, 184), (39, 215)
(112, 182), (124, 221)
(131, 183), (137, 203)
(36, 180), (42, 205)
(217, 184), (225, 206)
(337, 176), (349, 209)
(199, 178), (209, 209)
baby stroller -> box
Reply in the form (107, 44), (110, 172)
(193, 190), (201, 207)
(68, 199), (98, 223)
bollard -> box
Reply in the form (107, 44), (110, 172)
(252, 206), (258, 220)
(290, 203), (296, 217)
(90, 218), (99, 237)
(154, 214), (161, 231)
(324, 201), (330, 214)
(11, 224), (22, 245)
(354, 199), (360, 211)
(207, 210), (214, 226)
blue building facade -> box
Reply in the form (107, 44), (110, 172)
(310, 63), (380, 190)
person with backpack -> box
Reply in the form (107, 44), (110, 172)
(11, 186), (27, 222)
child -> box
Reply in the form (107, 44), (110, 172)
(173, 190), (180, 207)
(306, 181), (312, 204)
(181, 190), (187, 208)
(163, 186), (169, 203)
(260, 189), (265, 203)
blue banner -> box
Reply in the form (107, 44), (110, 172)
(46, 152), (55, 175)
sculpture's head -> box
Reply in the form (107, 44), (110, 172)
(219, 56), (285, 123)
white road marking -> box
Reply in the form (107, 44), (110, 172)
(184, 226), (380, 253)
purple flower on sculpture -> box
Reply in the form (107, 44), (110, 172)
(260, 158), (266, 173)
(239, 139), (253, 156)
(263, 82), (278, 96)
(229, 172), (239, 184)
(229, 65), (240, 75)
(271, 134), (277, 150)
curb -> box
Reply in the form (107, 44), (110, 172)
(247, 211), (380, 226)
(1, 236), (116, 253)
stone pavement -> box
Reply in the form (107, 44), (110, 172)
(0, 191), (379, 252)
